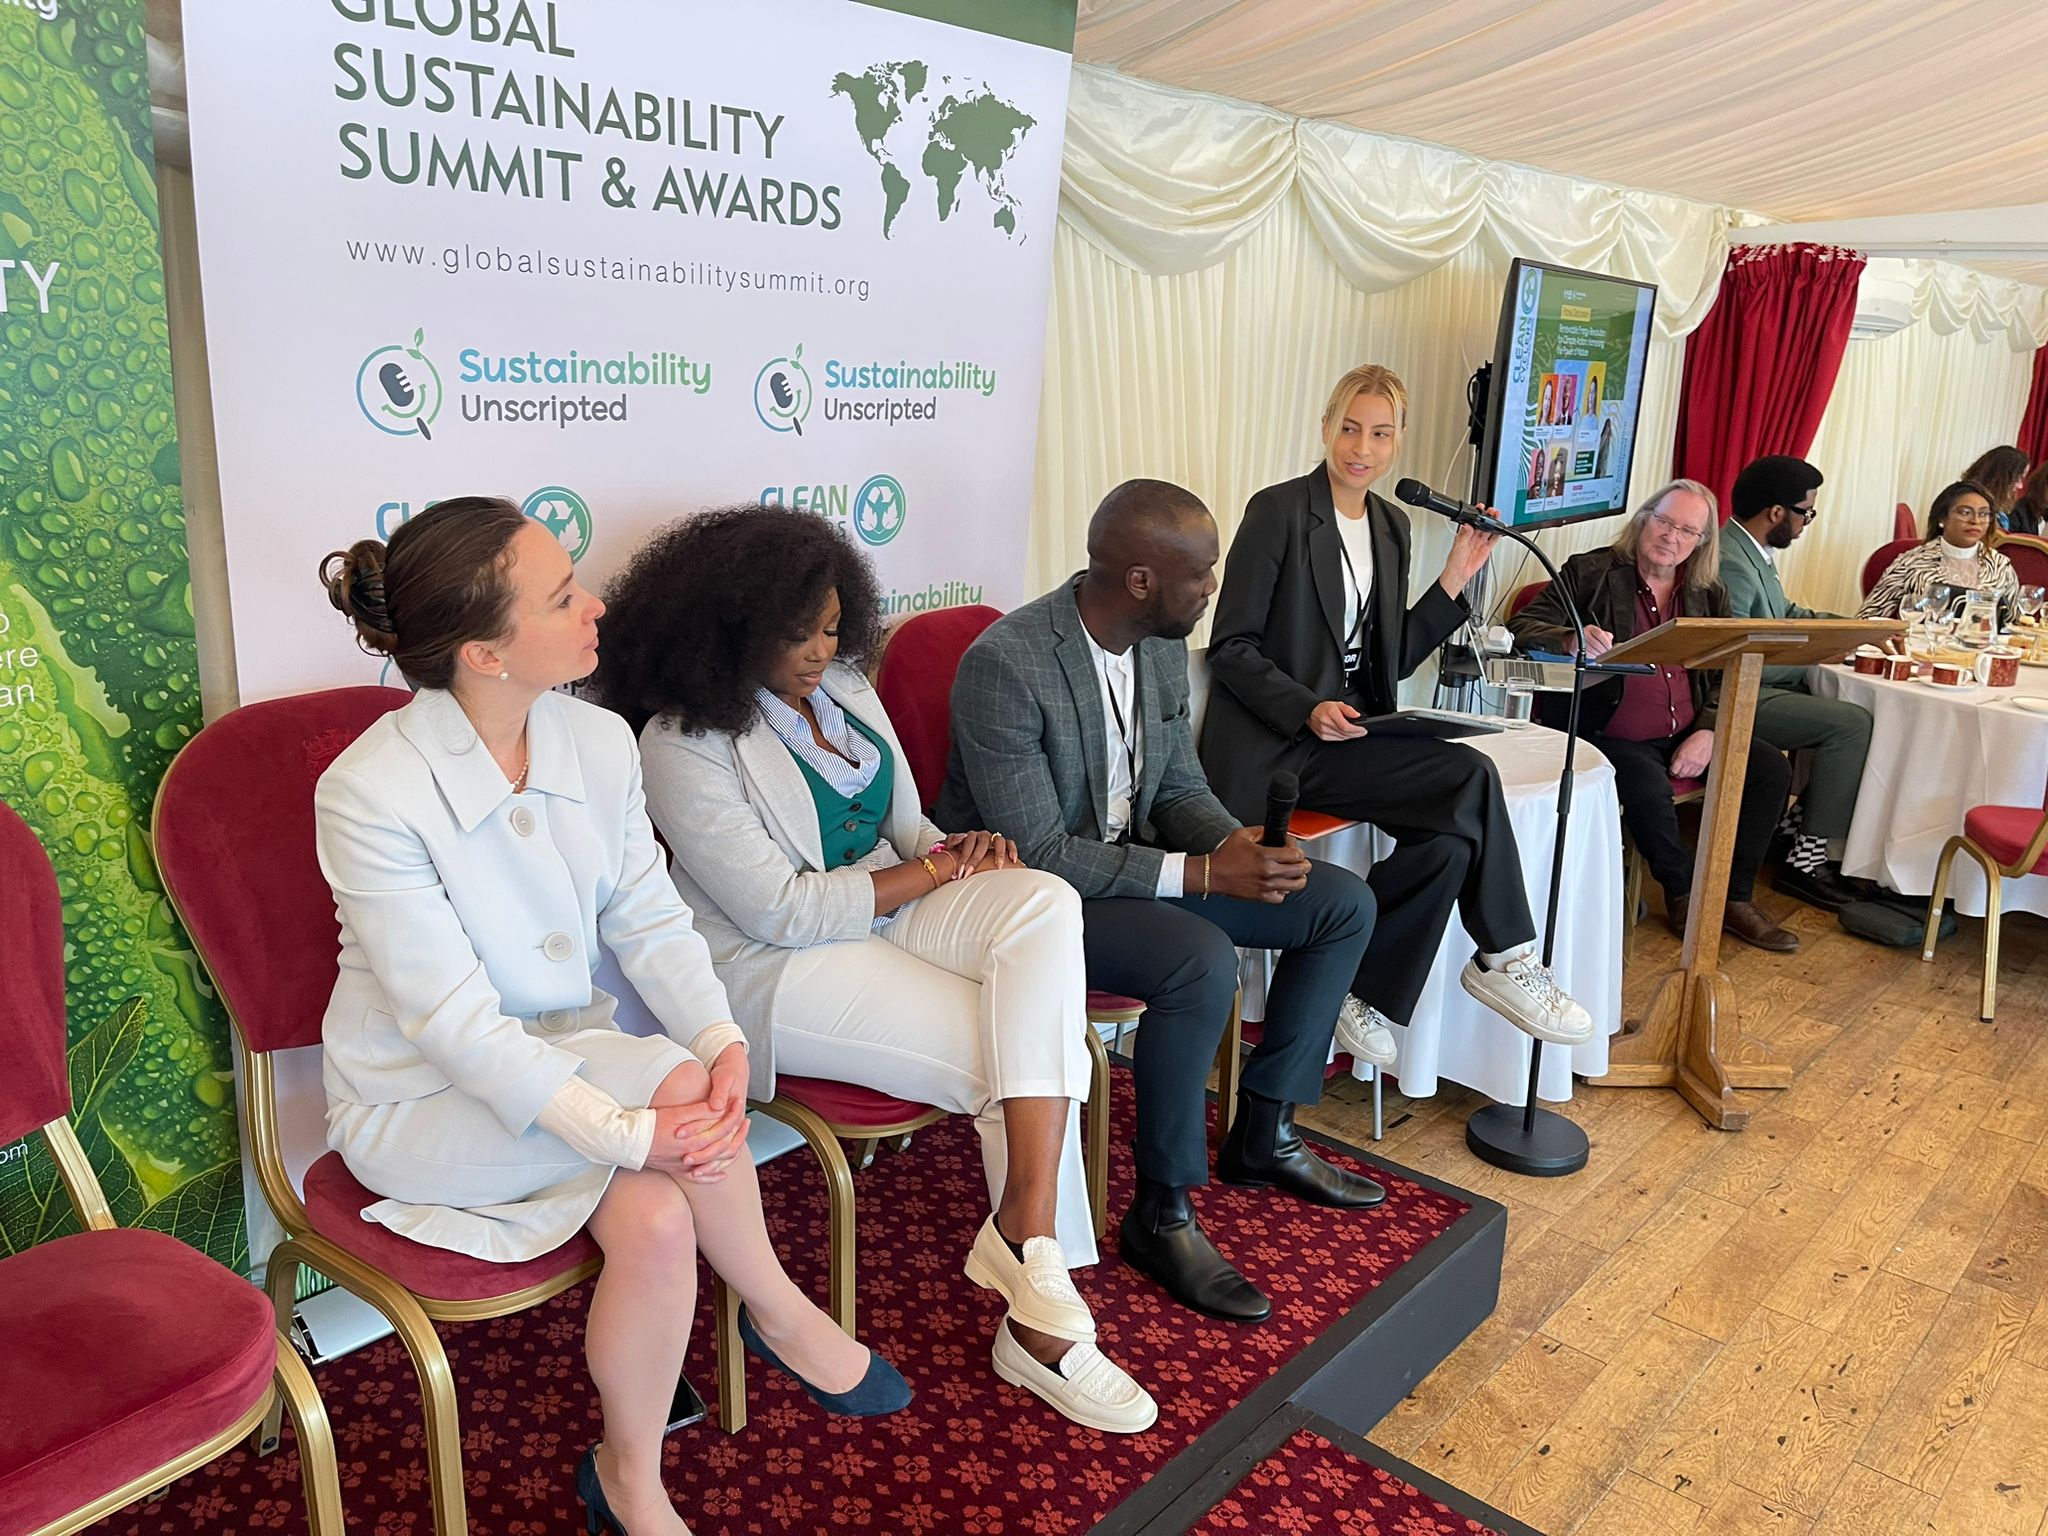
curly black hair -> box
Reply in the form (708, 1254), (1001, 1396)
(592, 503), (885, 736)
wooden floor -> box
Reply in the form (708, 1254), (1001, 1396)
(1297, 888), (2048, 1536)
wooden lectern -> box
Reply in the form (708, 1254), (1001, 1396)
(1594, 617), (1904, 1130)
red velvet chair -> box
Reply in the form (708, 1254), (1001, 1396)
(1921, 777), (2048, 1020)
(874, 603), (1003, 804)
(1992, 529), (2048, 592)
(1509, 580), (1549, 618)
(0, 800), (343, 1536)
(153, 688), (748, 1525)
(1893, 502), (1918, 541)
(1862, 538), (1921, 598)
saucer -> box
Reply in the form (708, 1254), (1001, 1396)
(2008, 696), (2048, 716)
(1916, 676), (1981, 691)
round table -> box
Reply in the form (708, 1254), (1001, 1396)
(1811, 660), (2048, 916)
(1239, 724), (1624, 1106)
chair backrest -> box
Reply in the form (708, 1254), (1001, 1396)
(1993, 531), (2048, 591)
(0, 799), (70, 1145)
(1862, 539), (1921, 597)
(1893, 502), (1917, 541)
(872, 605), (1002, 807)
(1509, 581), (1549, 618)
(154, 687), (411, 1056)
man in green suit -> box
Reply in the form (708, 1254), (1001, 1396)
(1721, 456), (1873, 911)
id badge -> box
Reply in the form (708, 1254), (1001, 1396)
(1342, 646), (1363, 675)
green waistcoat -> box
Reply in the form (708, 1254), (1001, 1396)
(788, 715), (894, 867)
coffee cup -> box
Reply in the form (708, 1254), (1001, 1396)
(1882, 654), (1916, 682)
(1930, 660), (1970, 687)
(1851, 645), (1887, 676)
(1978, 647), (2022, 688)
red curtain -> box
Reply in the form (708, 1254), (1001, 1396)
(2020, 346), (2048, 467)
(1673, 243), (1866, 519)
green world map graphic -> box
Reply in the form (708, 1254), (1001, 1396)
(0, 5), (243, 1268)
(830, 60), (1036, 238)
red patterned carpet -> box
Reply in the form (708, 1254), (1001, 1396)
(82, 1071), (1467, 1536)
(1192, 1428), (1512, 1536)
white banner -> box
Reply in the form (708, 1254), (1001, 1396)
(185, 0), (1075, 700)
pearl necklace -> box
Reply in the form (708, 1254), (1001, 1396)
(510, 751), (530, 795)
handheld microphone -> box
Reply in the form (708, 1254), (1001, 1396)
(1260, 770), (1299, 848)
(1393, 477), (1494, 529)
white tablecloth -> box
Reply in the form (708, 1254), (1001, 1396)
(1811, 662), (2048, 916)
(1241, 725), (1624, 1106)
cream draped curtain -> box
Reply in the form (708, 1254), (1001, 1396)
(1779, 261), (2042, 618)
(1031, 66), (1725, 663)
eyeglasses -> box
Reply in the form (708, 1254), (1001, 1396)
(1647, 511), (1708, 545)
(1789, 503), (1818, 524)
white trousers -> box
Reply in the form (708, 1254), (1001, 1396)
(770, 868), (1098, 1264)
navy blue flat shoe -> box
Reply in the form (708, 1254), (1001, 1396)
(737, 1308), (912, 1416)
(576, 1445), (627, 1535)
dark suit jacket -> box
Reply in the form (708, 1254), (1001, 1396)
(1506, 548), (1729, 736)
(1198, 470), (1469, 821)
(935, 576), (1241, 900)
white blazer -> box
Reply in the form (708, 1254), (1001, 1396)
(316, 686), (733, 1136)
(638, 663), (946, 1099)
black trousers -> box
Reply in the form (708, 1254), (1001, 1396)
(1293, 735), (1538, 1026)
(1081, 859), (1374, 1190)
(1591, 731), (1790, 902)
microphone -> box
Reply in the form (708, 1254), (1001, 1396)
(1393, 477), (1493, 528)
(1260, 770), (1299, 848)
(376, 360), (432, 440)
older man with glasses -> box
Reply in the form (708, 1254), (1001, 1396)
(1719, 455), (1874, 913)
(1509, 479), (1799, 954)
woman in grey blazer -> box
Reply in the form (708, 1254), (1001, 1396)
(319, 500), (905, 1536)
(599, 505), (1156, 1435)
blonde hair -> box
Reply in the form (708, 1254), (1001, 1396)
(1611, 478), (1722, 590)
(1321, 365), (1408, 451)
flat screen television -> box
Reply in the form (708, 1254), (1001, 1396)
(1478, 259), (1657, 532)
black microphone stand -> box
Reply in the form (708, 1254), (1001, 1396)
(1407, 491), (1644, 1177)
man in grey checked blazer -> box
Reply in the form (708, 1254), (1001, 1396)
(937, 480), (1380, 1325)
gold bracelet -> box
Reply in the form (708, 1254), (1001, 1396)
(917, 854), (944, 890)
(1200, 854), (1211, 899)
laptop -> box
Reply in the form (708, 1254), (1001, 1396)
(1481, 654), (1578, 692)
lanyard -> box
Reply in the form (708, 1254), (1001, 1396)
(1335, 524), (1370, 651)
(1101, 654), (1139, 828)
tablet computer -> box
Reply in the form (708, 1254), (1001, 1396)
(1357, 709), (1507, 740)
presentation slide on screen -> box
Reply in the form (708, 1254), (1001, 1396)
(1489, 262), (1656, 528)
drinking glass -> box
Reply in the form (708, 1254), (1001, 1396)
(2019, 586), (2046, 625)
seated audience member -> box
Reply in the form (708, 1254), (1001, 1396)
(1961, 445), (2029, 529)
(1509, 481), (1797, 953)
(1199, 363), (1592, 1064)
(595, 506), (1155, 1434)
(937, 480), (1379, 1326)
(1859, 480), (2021, 619)
(317, 500), (906, 1536)
(1720, 456), (1874, 911)
(2008, 462), (2048, 538)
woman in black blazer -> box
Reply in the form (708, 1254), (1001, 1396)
(1200, 364), (1592, 1056)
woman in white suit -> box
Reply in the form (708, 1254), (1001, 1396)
(317, 498), (905, 1536)
(596, 505), (1156, 1434)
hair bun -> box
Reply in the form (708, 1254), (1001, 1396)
(321, 539), (400, 656)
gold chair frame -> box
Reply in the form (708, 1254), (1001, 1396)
(1922, 812), (2048, 1021)
(22, 1115), (344, 1536)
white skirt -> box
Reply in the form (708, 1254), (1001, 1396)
(327, 1025), (693, 1263)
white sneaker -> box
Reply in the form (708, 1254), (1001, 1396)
(963, 1215), (1095, 1341)
(1460, 952), (1595, 1045)
(1334, 995), (1399, 1068)
(991, 1320), (1158, 1434)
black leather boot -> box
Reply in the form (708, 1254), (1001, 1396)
(1217, 1089), (1387, 1208)
(1118, 1175), (1270, 1323)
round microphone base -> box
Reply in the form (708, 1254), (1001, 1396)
(1464, 1102), (1589, 1178)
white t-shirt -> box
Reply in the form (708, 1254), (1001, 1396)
(1334, 508), (1376, 650)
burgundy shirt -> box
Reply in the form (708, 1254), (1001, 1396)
(1603, 579), (1697, 742)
